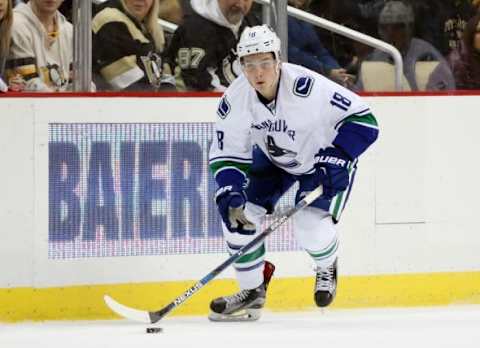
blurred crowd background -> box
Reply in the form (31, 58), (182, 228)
(0, 0), (479, 93)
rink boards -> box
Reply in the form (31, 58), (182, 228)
(0, 93), (479, 321)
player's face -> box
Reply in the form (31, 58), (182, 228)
(31, 0), (63, 15)
(242, 52), (280, 100)
(124, 0), (154, 21)
(218, 0), (253, 24)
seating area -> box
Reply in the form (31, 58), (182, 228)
(0, 0), (479, 93)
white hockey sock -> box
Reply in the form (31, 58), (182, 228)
(293, 208), (339, 268)
(222, 202), (268, 290)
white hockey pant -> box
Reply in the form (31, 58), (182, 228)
(222, 203), (338, 290)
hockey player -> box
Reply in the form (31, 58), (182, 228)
(208, 25), (379, 321)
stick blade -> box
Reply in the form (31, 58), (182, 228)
(104, 295), (153, 323)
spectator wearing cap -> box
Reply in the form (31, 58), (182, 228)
(357, 0), (455, 91)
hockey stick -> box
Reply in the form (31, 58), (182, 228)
(104, 185), (323, 324)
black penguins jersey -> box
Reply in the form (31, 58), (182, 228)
(92, 0), (165, 91)
(165, 12), (259, 91)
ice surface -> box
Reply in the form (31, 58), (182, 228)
(2, 306), (480, 348)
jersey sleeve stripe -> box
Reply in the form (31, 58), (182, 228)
(333, 119), (379, 159)
(210, 162), (250, 177)
(334, 112), (378, 130)
(349, 120), (379, 130)
(209, 156), (252, 164)
(211, 164), (250, 188)
(352, 108), (371, 116)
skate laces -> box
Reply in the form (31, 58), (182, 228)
(225, 289), (252, 305)
(315, 264), (335, 292)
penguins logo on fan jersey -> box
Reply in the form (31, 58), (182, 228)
(222, 49), (242, 84)
(293, 76), (314, 97)
(266, 136), (300, 168)
(140, 52), (162, 87)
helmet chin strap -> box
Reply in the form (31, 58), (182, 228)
(263, 61), (281, 99)
(275, 60), (281, 75)
(272, 60), (281, 88)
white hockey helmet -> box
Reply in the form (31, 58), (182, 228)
(237, 25), (281, 60)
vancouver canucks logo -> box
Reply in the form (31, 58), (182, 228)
(293, 76), (314, 97)
(217, 96), (231, 119)
(266, 135), (299, 168)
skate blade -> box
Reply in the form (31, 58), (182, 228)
(208, 308), (262, 322)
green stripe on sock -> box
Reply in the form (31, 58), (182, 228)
(236, 244), (265, 264)
(307, 239), (338, 260)
(314, 242), (339, 261)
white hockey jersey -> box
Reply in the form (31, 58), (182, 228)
(209, 63), (377, 180)
(7, 2), (73, 92)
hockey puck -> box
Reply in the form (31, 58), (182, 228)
(146, 327), (163, 334)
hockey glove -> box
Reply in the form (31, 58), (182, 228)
(215, 185), (255, 234)
(314, 147), (351, 199)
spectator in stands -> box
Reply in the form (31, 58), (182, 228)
(355, 0), (389, 35)
(6, 0), (73, 92)
(287, 0), (354, 87)
(165, 0), (258, 91)
(450, 14), (480, 89)
(93, 0), (175, 91)
(411, 0), (476, 57)
(308, 0), (376, 82)
(0, 0), (13, 85)
(357, 0), (455, 91)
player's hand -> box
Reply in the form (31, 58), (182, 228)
(314, 147), (351, 199)
(215, 186), (255, 234)
(329, 68), (355, 87)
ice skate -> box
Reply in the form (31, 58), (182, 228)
(314, 258), (337, 307)
(208, 261), (275, 322)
